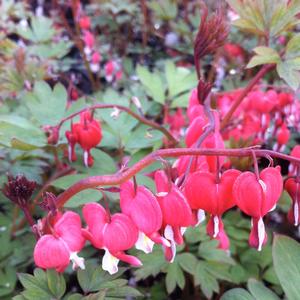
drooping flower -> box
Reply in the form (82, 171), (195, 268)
(233, 167), (283, 251)
(285, 178), (300, 226)
(154, 170), (193, 262)
(288, 145), (300, 175)
(82, 202), (141, 274)
(275, 123), (290, 152)
(184, 169), (240, 250)
(120, 181), (170, 253)
(34, 211), (85, 272)
(65, 111), (102, 167)
(79, 16), (91, 30)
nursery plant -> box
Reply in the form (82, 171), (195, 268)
(1, 0), (300, 299)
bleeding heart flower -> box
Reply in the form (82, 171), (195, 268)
(82, 203), (142, 274)
(173, 154), (209, 178)
(184, 169), (240, 249)
(206, 216), (229, 250)
(79, 16), (91, 30)
(83, 30), (95, 50)
(154, 170), (193, 262)
(289, 145), (300, 175)
(285, 178), (300, 226)
(120, 181), (170, 253)
(233, 167), (283, 251)
(34, 211), (85, 272)
(65, 111), (102, 167)
(275, 123), (290, 151)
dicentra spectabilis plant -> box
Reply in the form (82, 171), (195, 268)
(3, 0), (300, 298)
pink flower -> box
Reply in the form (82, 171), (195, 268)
(34, 211), (85, 272)
(65, 111), (102, 167)
(82, 203), (142, 274)
(79, 16), (91, 30)
(120, 181), (170, 253)
(154, 170), (193, 262)
(285, 178), (300, 226)
(184, 169), (240, 250)
(233, 167), (283, 251)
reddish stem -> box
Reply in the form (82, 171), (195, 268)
(56, 147), (300, 208)
(57, 103), (178, 144)
(220, 64), (275, 130)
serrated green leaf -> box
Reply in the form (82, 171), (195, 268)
(286, 34), (300, 59)
(195, 262), (219, 299)
(136, 65), (165, 104)
(18, 273), (51, 299)
(276, 61), (300, 90)
(177, 252), (198, 275)
(106, 286), (142, 298)
(46, 269), (66, 299)
(165, 262), (185, 294)
(134, 246), (168, 281)
(247, 278), (280, 300)
(247, 47), (279, 68)
(25, 81), (67, 126)
(198, 240), (235, 264)
(165, 61), (197, 99)
(273, 235), (300, 300)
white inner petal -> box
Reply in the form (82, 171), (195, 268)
(68, 145), (72, 162)
(70, 252), (85, 270)
(135, 231), (154, 254)
(196, 209), (206, 226)
(257, 217), (265, 251)
(164, 225), (174, 241)
(156, 192), (168, 197)
(213, 216), (219, 238)
(294, 201), (299, 226)
(102, 249), (119, 275)
(169, 240), (176, 263)
(83, 151), (89, 167)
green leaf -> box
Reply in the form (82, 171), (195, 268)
(125, 124), (163, 150)
(25, 81), (67, 126)
(247, 278), (280, 300)
(276, 61), (300, 90)
(273, 235), (300, 300)
(165, 61), (197, 99)
(18, 273), (51, 300)
(247, 47), (279, 68)
(0, 266), (17, 297)
(286, 34), (300, 58)
(46, 269), (66, 299)
(221, 288), (255, 300)
(177, 252), (198, 275)
(106, 286), (142, 298)
(77, 262), (127, 293)
(136, 65), (165, 104)
(198, 240), (235, 264)
(134, 246), (168, 281)
(165, 262), (185, 294)
(194, 262), (219, 299)
(0, 115), (47, 149)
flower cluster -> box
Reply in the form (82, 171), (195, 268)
(217, 88), (299, 151)
(34, 88), (298, 276)
(65, 111), (102, 167)
(34, 158), (287, 275)
(77, 7), (122, 80)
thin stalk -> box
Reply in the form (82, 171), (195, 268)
(220, 64), (275, 130)
(57, 103), (178, 145)
(56, 147), (300, 208)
